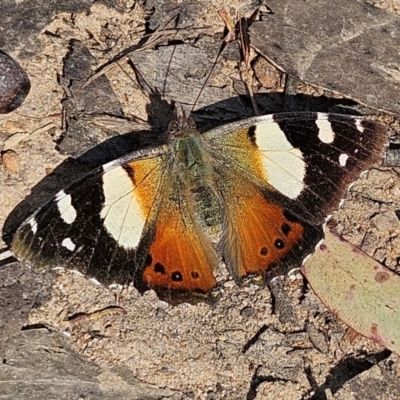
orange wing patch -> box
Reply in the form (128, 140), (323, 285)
(142, 205), (218, 293)
(124, 157), (165, 213)
(221, 184), (304, 280)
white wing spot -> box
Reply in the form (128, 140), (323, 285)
(56, 191), (77, 224)
(316, 114), (335, 144)
(28, 218), (38, 234)
(255, 122), (306, 199)
(339, 153), (349, 166)
(61, 237), (76, 251)
(355, 118), (365, 133)
(100, 166), (146, 249)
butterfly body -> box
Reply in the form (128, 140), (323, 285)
(11, 111), (388, 303)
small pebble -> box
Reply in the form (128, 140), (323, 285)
(0, 51), (31, 113)
(2, 149), (21, 173)
(240, 305), (254, 318)
(253, 56), (282, 91)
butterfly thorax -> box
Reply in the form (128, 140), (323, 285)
(169, 128), (222, 242)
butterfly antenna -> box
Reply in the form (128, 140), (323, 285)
(162, 46), (177, 96)
(190, 10), (236, 114)
(189, 56), (218, 114)
(236, 8), (263, 116)
(125, 58), (155, 96)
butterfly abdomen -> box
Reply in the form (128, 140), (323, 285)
(172, 135), (223, 241)
(190, 186), (222, 242)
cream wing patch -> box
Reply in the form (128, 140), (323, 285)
(355, 118), (365, 133)
(339, 153), (349, 166)
(56, 190), (77, 224)
(100, 165), (147, 249)
(28, 218), (38, 234)
(62, 237), (76, 251)
(255, 123), (306, 199)
(315, 114), (335, 144)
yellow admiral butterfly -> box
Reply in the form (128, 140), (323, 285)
(11, 107), (388, 303)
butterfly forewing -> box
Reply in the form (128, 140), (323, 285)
(204, 112), (388, 223)
(12, 147), (169, 286)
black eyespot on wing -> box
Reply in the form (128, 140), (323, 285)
(171, 271), (183, 282)
(281, 223), (291, 236)
(191, 271), (199, 279)
(274, 239), (285, 249)
(154, 262), (166, 274)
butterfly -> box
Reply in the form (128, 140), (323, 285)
(10, 107), (388, 303)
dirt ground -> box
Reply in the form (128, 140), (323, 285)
(1, 1), (400, 399)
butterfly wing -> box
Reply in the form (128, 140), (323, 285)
(12, 144), (219, 300)
(12, 147), (168, 285)
(204, 112), (388, 281)
(212, 163), (321, 281)
(140, 194), (219, 301)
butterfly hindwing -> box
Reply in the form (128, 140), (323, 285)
(140, 198), (219, 297)
(215, 166), (321, 282)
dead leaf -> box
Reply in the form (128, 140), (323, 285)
(302, 226), (400, 354)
